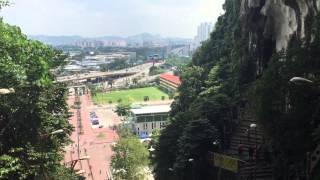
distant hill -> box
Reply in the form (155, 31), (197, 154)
(29, 33), (191, 46)
(29, 35), (83, 46)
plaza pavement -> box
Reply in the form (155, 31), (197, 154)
(64, 94), (120, 180)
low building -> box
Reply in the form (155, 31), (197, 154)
(73, 40), (104, 48)
(159, 73), (182, 93)
(129, 105), (170, 138)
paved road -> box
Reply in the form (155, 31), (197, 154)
(57, 62), (159, 83)
(104, 62), (164, 89)
(64, 94), (121, 180)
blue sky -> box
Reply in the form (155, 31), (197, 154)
(0, 0), (225, 38)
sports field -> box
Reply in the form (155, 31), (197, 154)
(93, 87), (169, 104)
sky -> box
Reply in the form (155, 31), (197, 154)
(0, 0), (225, 38)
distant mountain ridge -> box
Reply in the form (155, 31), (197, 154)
(29, 33), (192, 46)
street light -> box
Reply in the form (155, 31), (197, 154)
(67, 156), (90, 169)
(75, 169), (86, 175)
(0, 88), (14, 95)
(213, 141), (223, 180)
(148, 146), (155, 152)
(39, 128), (65, 178)
(188, 158), (195, 180)
(290, 77), (314, 85)
(50, 129), (64, 135)
(40, 129), (65, 138)
(250, 123), (257, 180)
(213, 141), (219, 145)
(78, 155), (90, 161)
(250, 123), (257, 128)
(149, 146), (156, 158)
(289, 77), (315, 180)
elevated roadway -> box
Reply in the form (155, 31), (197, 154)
(56, 71), (138, 83)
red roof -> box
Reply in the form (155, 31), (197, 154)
(160, 73), (181, 86)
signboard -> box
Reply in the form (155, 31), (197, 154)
(213, 153), (238, 173)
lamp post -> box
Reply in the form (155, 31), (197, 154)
(149, 146), (155, 158)
(40, 129), (65, 179)
(289, 77), (314, 85)
(75, 169), (86, 175)
(40, 129), (64, 138)
(188, 158), (195, 180)
(213, 141), (222, 180)
(289, 76), (315, 180)
(149, 146), (155, 152)
(67, 155), (90, 170)
(250, 123), (257, 180)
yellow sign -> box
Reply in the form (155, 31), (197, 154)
(213, 153), (238, 173)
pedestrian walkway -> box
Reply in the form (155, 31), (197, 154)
(64, 94), (120, 180)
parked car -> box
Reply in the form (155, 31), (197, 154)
(92, 120), (99, 125)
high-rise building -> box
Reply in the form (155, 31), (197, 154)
(192, 22), (214, 50)
(198, 22), (213, 42)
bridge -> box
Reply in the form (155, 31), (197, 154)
(56, 71), (138, 84)
(56, 62), (157, 84)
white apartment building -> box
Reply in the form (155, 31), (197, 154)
(129, 105), (171, 138)
(103, 40), (128, 47)
(192, 22), (214, 50)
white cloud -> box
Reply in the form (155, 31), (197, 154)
(0, 0), (225, 38)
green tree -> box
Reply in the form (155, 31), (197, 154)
(115, 103), (131, 117)
(99, 64), (109, 72)
(0, 17), (74, 179)
(132, 77), (138, 85)
(174, 118), (219, 180)
(154, 1), (243, 179)
(108, 79), (114, 88)
(88, 84), (98, 96)
(0, 0), (9, 9)
(155, 1), (320, 179)
(111, 136), (150, 180)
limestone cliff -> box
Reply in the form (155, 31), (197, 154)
(240, 0), (319, 75)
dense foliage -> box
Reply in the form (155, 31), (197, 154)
(253, 14), (320, 179)
(0, 16), (75, 179)
(155, 0), (320, 180)
(148, 66), (166, 76)
(165, 56), (191, 67)
(115, 103), (131, 117)
(154, 0), (242, 179)
(111, 127), (150, 180)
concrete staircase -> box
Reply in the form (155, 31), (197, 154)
(226, 108), (273, 180)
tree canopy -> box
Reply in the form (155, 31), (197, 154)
(0, 16), (76, 179)
(154, 0), (320, 179)
(111, 135), (150, 180)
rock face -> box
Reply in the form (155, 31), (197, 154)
(240, 0), (319, 75)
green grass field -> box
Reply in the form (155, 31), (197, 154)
(93, 87), (169, 104)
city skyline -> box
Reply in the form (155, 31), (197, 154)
(0, 0), (225, 38)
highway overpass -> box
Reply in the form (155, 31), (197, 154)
(56, 71), (138, 84)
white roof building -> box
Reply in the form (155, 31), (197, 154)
(130, 105), (171, 137)
(130, 105), (171, 115)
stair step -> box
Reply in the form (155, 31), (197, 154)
(226, 108), (273, 179)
